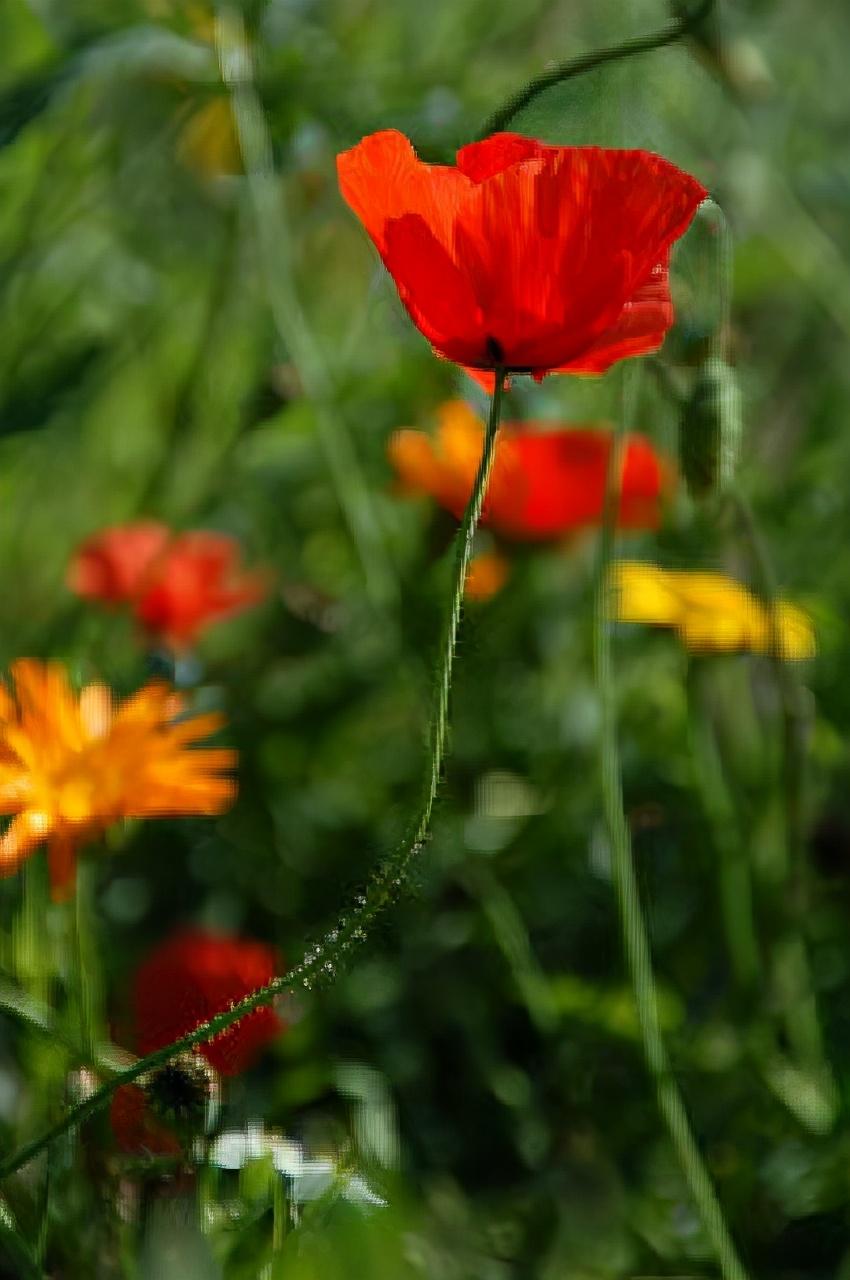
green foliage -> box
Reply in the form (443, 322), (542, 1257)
(1, 0), (850, 1276)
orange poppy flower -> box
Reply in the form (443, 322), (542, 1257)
(69, 523), (267, 651)
(0, 661), (236, 899)
(389, 400), (671, 541)
(337, 131), (706, 383)
(134, 929), (282, 1076)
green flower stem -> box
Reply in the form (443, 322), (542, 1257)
(16, 858), (50, 1004)
(0, 369), (507, 1183)
(728, 492), (833, 1092)
(271, 1172), (287, 1266)
(593, 369), (748, 1280)
(685, 660), (761, 992)
(70, 861), (101, 1066)
(479, 0), (714, 137)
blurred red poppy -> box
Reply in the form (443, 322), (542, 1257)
(389, 400), (671, 541)
(133, 532), (267, 651)
(337, 131), (706, 384)
(110, 1083), (183, 1157)
(70, 521), (171, 603)
(69, 523), (267, 651)
(134, 928), (283, 1076)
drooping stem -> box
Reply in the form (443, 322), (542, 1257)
(0, 369), (507, 1182)
(479, 0), (714, 137)
(593, 366), (749, 1280)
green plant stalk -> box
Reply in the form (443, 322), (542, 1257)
(216, 8), (396, 610)
(71, 862), (99, 1065)
(479, 0), (714, 137)
(0, 370), (507, 1182)
(16, 858), (49, 1004)
(727, 491), (832, 1085)
(272, 1172), (287, 1267)
(685, 660), (761, 992)
(593, 370), (749, 1280)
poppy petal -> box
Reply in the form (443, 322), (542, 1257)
(552, 261), (673, 375)
(455, 133), (550, 182)
(337, 129), (470, 257)
(383, 214), (485, 363)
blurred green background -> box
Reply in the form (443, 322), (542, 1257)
(3, 0), (850, 1275)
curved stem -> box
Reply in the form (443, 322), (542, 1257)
(0, 370), (507, 1182)
(478, 0), (714, 137)
(593, 368), (749, 1280)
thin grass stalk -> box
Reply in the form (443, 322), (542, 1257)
(215, 7), (396, 609)
(685, 659), (761, 992)
(593, 364), (749, 1280)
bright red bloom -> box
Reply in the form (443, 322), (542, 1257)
(69, 523), (267, 650)
(337, 131), (706, 383)
(110, 1084), (182, 1157)
(134, 928), (282, 1076)
(389, 400), (671, 540)
(133, 532), (267, 651)
(70, 521), (170, 603)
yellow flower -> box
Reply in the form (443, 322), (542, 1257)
(0, 661), (236, 899)
(612, 562), (815, 660)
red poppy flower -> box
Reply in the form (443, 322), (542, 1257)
(69, 523), (267, 651)
(110, 1083), (183, 1157)
(70, 521), (171, 604)
(337, 131), (706, 383)
(134, 928), (282, 1076)
(389, 400), (671, 540)
(133, 532), (267, 651)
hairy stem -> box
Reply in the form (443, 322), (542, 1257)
(593, 368), (749, 1280)
(479, 0), (715, 137)
(0, 370), (507, 1182)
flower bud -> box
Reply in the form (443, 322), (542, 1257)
(679, 357), (742, 498)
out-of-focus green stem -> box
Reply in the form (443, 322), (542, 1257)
(215, 8), (395, 610)
(0, 369), (506, 1182)
(593, 366), (749, 1280)
(70, 861), (101, 1066)
(685, 661), (761, 992)
(727, 491), (834, 1088)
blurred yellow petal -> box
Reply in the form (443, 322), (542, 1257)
(612, 561), (682, 626)
(612, 563), (815, 660)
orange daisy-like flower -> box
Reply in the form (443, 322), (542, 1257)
(0, 661), (236, 899)
(389, 400), (671, 540)
(69, 522), (267, 652)
(337, 131), (706, 385)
